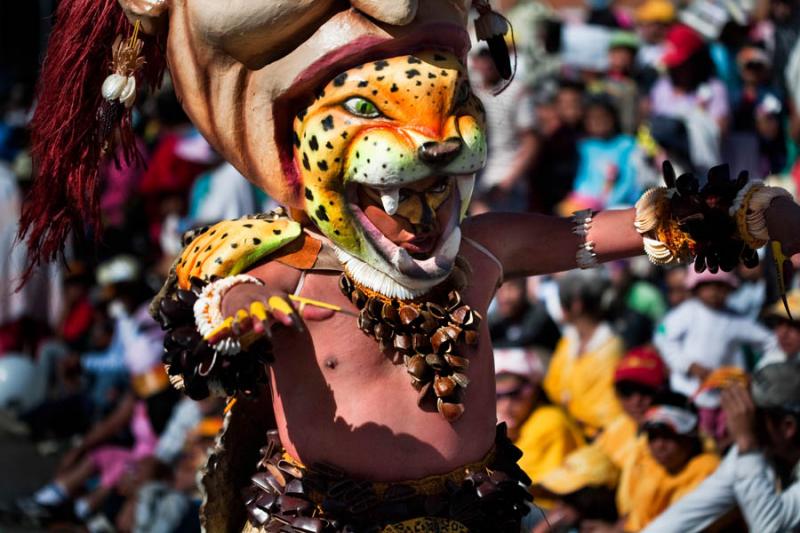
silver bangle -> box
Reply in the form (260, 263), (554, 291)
(572, 209), (598, 269)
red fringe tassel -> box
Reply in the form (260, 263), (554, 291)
(18, 0), (165, 281)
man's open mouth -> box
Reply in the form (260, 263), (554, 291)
(346, 177), (462, 275)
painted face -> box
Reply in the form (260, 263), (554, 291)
(292, 51), (486, 293)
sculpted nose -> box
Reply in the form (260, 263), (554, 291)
(418, 138), (462, 167)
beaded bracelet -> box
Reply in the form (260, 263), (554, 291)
(572, 209), (598, 269)
(194, 274), (264, 355)
(730, 182), (792, 249)
(634, 187), (695, 265)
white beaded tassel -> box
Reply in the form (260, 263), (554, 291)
(572, 209), (598, 269)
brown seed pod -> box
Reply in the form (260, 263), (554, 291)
(418, 312), (438, 333)
(399, 305), (421, 325)
(393, 333), (412, 351)
(425, 352), (446, 370)
(339, 275), (354, 296)
(445, 354), (470, 370)
(366, 298), (383, 319)
(425, 303), (448, 320)
(431, 328), (454, 354)
(442, 325), (462, 341)
(381, 302), (399, 323)
(412, 333), (431, 352)
(357, 314), (375, 334)
(437, 398), (465, 422)
(447, 290), (462, 311)
(374, 322), (391, 341)
(463, 330), (479, 345)
(406, 354), (428, 380)
(433, 375), (457, 397)
(451, 372), (470, 388)
(417, 381), (433, 406)
(351, 289), (366, 308)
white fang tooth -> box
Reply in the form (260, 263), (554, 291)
(380, 189), (400, 215)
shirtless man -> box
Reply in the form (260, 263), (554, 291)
(26, 0), (800, 532)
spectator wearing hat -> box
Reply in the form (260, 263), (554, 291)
(634, 0), (677, 69)
(593, 347), (668, 470)
(494, 347), (584, 485)
(594, 401), (719, 532)
(654, 268), (779, 403)
(544, 271), (624, 438)
(531, 446), (621, 533)
(643, 362), (800, 532)
(758, 290), (800, 369)
(649, 25), (728, 173)
(605, 31), (641, 135)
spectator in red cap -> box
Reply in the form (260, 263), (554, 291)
(649, 25), (729, 172)
(593, 346), (668, 469)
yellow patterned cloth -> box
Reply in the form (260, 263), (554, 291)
(381, 517), (469, 532)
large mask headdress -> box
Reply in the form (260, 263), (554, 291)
(22, 0), (512, 297)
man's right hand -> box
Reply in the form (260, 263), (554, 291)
(214, 282), (334, 345)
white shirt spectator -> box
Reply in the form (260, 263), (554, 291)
(643, 446), (800, 532)
(654, 299), (779, 404)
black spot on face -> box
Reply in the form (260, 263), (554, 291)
(317, 160), (329, 171)
(416, 81), (422, 86)
(333, 73), (348, 86)
(440, 70), (449, 77)
(296, 108), (307, 120)
(302, 152), (311, 171)
(231, 243), (238, 249)
(308, 136), (319, 151)
(408, 56), (422, 64)
(325, 141), (334, 149)
(390, 83), (399, 92)
(358, 80), (369, 88)
(341, 131), (348, 139)
(315, 88), (325, 99)
(305, 187), (314, 201)
(374, 60), (389, 71)
(428, 72), (437, 79)
(273, 229), (282, 235)
(292, 131), (301, 148)
(321, 115), (334, 131)
(253, 238), (261, 245)
(243, 223), (253, 228)
(377, 76), (385, 81)
(372, 89), (378, 96)
(405, 69), (421, 79)
(315, 204), (330, 222)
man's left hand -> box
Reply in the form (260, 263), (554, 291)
(721, 384), (759, 453)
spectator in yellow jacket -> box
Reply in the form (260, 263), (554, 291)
(544, 271), (624, 437)
(495, 347), (585, 485)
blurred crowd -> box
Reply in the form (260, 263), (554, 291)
(0, 0), (799, 532)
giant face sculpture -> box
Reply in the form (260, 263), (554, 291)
(122, 0), (487, 296)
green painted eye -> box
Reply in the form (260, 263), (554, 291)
(343, 97), (381, 118)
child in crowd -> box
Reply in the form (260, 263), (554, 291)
(562, 94), (641, 213)
(494, 347), (584, 485)
(654, 269), (779, 439)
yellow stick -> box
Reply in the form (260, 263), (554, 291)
(288, 295), (358, 316)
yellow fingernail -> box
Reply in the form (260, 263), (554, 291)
(206, 317), (234, 341)
(250, 301), (268, 321)
(268, 296), (294, 316)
